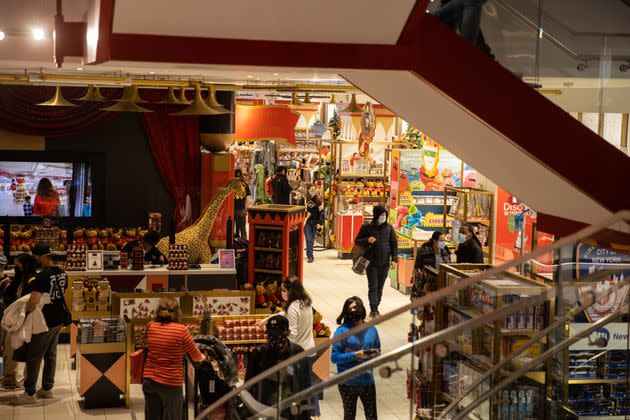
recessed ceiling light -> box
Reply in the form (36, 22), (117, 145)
(32, 28), (45, 41)
(76, 67), (83, 71)
(247, 75), (253, 78)
(273, 73), (279, 76)
(149, 71), (155, 74)
(0, 31), (5, 41)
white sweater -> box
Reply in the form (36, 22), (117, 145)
(285, 300), (315, 351)
(2, 293), (51, 349)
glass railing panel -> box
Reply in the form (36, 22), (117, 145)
(196, 211), (629, 420)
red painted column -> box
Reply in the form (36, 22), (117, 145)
(201, 152), (234, 251)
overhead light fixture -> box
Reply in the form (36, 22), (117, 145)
(171, 83), (223, 115)
(158, 86), (182, 104)
(273, 73), (279, 76)
(32, 28), (45, 41)
(75, 84), (106, 101)
(101, 86), (152, 112)
(205, 85), (232, 114)
(37, 85), (77, 107)
(329, 94), (337, 104)
(0, 31), (5, 41)
(302, 92), (312, 104)
(288, 92), (303, 108)
(340, 93), (363, 114)
(177, 86), (190, 104)
(76, 67), (83, 71)
(149, 71), (155, 74)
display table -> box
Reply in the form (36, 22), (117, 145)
(334, 213), (364, 258)
(65, 264), (237, 292)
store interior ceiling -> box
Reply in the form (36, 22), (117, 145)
(0, 0), (628, 110)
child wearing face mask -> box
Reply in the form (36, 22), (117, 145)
(331, 296), (381, 420)
(415, 230), (451, 270)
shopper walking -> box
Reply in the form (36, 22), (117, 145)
(433, 0), (493, 58)
(33, 178), (60, 217)
(331, 297), (381, 420)
(142, 298), (205, 420)
(354, 205), (398, 318)
(245, 315), (311, 420)
(304, 184), (323, 263)
(10, 243), (68, 405)
(455, 223), (484, 263)
(1, 253), (36, 389)
(415, 231), (451, 270)
(271, 166), (292, 205)
(233, 168), (251, 239)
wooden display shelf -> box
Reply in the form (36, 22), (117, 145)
(255, 225), (283, 231)
(254, 268), (282, 274)
(567, 378), (629, 384)
(223, 339), (267, 345)
(254, 247), (282, 252)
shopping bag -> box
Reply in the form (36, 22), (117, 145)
(130, 348), (146, 384)
(351, 243), (372, 275)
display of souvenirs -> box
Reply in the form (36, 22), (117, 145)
(71, 277), (111, 312)
(66, 244), (87, 271)
(334, 179), (387, 201)
(449, 192), (492, 221)
(214, 317), (266, 342)
(131, 246), (144, 270)
(79, 317), (125, 344)
(168, 244), (188, 270)
(255, 252), (282, 271)
(103, 251), (120, 270)
(255, 230), (282, 249)
(133, 320), (201, 349)
(121, 297), (181, 319)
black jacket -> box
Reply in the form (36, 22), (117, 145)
(245, 342), (311, 420)
(415, 241), (451, 270)
(354, 206), (398, 268)
(455, 236), (484, 263)
(271, 174), (292, 205)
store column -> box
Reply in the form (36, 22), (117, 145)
(200, 91), (236, 250)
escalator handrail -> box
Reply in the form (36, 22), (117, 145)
(194, 210), (630, 420)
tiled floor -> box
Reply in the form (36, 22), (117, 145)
(0, 249), (413, 419)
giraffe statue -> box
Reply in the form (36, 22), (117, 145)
(155, 178), (241, 264)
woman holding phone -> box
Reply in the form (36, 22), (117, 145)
(331, 296), (381, 420)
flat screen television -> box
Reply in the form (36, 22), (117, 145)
(0, 152), (104, 221)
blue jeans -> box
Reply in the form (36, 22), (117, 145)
(366, 265), (389, 313)
(304, 219), (317, 259)
(434, 0), (490, 53)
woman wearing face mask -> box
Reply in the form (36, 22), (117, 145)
(304, 184), (323, 263)
(354, 205), (398, 318)
(331, 296), (381, 420)
(415, 231), (451, 270)
(455, 223), (484, 263)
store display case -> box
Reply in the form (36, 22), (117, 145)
(247, 204), (306, 287)
(443, 186), (495, 263)
(76, 316), (128, 408)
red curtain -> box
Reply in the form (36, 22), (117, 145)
(141, 108), (201, 231)
(0, 85), (118, 136)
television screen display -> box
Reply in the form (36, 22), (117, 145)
(0, 161), (93, 217)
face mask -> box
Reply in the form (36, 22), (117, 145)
(458, 233), (467, 243)
(281, 291), (289, 301)
(347, 309), (362, 323)
(309, 189), (316, 196)
(377, 214), (387, 225)
(269, 335), (287, 349)
(437, 241), (446, 249)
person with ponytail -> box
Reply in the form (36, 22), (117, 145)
(142, 298), (205, 420)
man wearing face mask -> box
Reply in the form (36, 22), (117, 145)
(415, 231), (451, 270)
(245, 315), (312, 419)
(455, 223), (484, 263)
(304, 184), (323, 263)
(354, 205), (398, 318)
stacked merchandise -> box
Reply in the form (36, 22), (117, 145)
(449, 192), (492, 221)
(66, 244), (87, 271)
(35, 220), (60, 248)
(497, 386), (537, 420)
(214, 317), (266, 342)
(469, 286), (546, 332)
(71, 277), (111, 313)
(168, 244), (188, 270)
(131, 246), (144, 270)
(79, 318), (125, 344)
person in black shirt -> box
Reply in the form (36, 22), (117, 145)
(245, 315), (311, 420)
(271, 166), (292, 205)
(11, 243), (68, 405)
(233, 168), (251, 239)
(304, 184), (322, 263)
(455, 223), (484, 263)
(354, 205), (398, 318)
(121, 230), (168, 265)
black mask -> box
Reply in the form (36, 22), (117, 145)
(346, 310), (362, 323)
(269, 335), (288, 350)
(14, 266), (22, 278)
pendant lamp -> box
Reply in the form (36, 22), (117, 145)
(75, 85), (106, 101)
(205, 85), (232, 114)
(100, 86), (152, 112)
(340, 93), (363, 114)
(302, 92), (312, 104)
(329, 94), (337, 104)
(37, 86), (77, 107)
(158, 87), (183, 104)
(288, 92), (303, 108)
(177, 86), (190, 104)
(171, 83), (223, 115)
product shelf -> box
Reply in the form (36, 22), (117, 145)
(567, 378), (629, 384)
(254, 247), (282, 252)
(254, 269), (282, 274)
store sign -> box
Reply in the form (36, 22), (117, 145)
(575, 242), (630, 322)
(569, 322), (629, 350)
(235, 105), (300, 145)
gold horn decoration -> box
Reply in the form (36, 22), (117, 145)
(302, 92), (312, 104)
(158, 87), (183, 104)
(75, 84), (106, 101)
(172, 83), (223, 115)
(100, 86), (152, 112)
(37, 85), (78, 107)
(340, 93), (363, 114)
(288, 92), (303, 108)
(329, 94), (337, 104)
(177, 86), (190, 104)
(205, 85), (232, 114)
